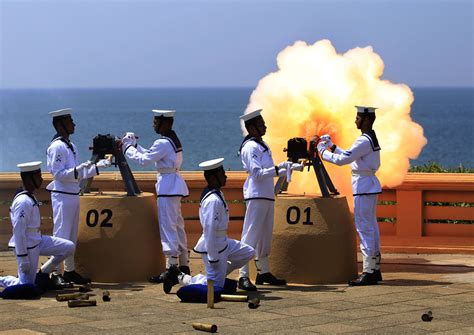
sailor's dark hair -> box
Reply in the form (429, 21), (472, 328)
(204, 166), (224, 182)
(359, 112), (376, 124)
(244, 115), (263, 128)
(20, 170), (41, 184)
(52, 115), (70, 129)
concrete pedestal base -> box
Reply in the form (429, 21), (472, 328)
(268, 194), (357, 284)
(75, 192), (164, 282)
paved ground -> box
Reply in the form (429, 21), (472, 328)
(0, 252), (473, 334)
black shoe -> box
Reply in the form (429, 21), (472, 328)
(179, 265), (191, 275)
(35, 271), (51, 293)
(163, 265), (180, 294)
(374, 270), (383, 282)
(63, 270), (91, 285)
(256, 272), (287, 286)
(238, 277), (257, 291)
(348, 272), (378, 286)
(149, 270), (167, 284)
(50, 274), (74, 290)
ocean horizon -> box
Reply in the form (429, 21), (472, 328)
(0, 87), (473, 172)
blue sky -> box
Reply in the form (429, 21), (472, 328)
(0, 0), (472, 88)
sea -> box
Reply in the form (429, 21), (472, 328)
(0, 87), (472, 172)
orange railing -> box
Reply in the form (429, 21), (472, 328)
(1, 172), (473, 253)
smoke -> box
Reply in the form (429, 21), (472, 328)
(242, 39), (427, 198)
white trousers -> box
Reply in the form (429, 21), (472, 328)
(354, 194), (380, 257)
(157, 197), (188, 265)
(51, 192), (80, 272)
(184, 239), (254, 288)
(239, 199), (274, 278)
(0, 235), (74, 288)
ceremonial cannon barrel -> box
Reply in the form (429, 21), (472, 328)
(269, 194), (357, 284)
(75, 192), (164, 282)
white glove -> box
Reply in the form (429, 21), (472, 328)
(76, 161), (92, 171)
(96, 159), (112, 168)
(317, 141), (329, 154)
(291, 163), (304, 172)
(278, 161), (290, 169)
(19, 259), (31, 274)
(277, 167), (287, 176)
(122, 132), (137, 147)
(320, 134), (333, 148)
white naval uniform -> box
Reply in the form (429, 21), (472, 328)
(46, 135), (98, 272)
(322, 130), (382, 263)
(0, 190), (74, 287)
(124, 131), (189, 266)
(186, 189), (254, 288)
(239, 136), (278, 277)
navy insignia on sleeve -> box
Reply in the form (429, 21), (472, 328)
(19, 210), (25, 218)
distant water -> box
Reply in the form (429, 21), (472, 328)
(0, 87), (472, 172)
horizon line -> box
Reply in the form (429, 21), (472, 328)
(1, 85), (473, 90)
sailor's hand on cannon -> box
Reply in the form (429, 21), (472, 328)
(320, 134), (333, 147)
(76, 160), (93, 171)
(291, 163), (304, 172)
(277, 161), (290, 169)
(96, 159), (112, 168)
(317, 141), (329, 154)
(122, 132), (138, 147)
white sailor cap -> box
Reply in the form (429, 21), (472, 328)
(49, 108), (72, 118)
(199, 158), (224, 171)
(152, 109), (175, 118)
(17, 161), (42, 173)
(355, 106), (377, 114)
(239, 109), (263, 122)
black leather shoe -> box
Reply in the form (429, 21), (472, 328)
(63, 270), (91, 285)
(149, 270), (167, 284)
(179, 265), (191, 275)
(256, 272), (287, 286)
(35, 271), (51, 293)
(348, 272), (378, 286)
(238, 277), (257, 291)
(50, 274), (74, 289)
(163, 265), (180, 294)
(374, 270), (383, 282)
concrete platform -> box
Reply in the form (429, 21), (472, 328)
(0, 252), (473, 334)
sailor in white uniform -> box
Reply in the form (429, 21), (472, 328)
(0, 162), (75, 288)
(46, 108), (111, 286)
(122, 109), (190, 284)
(238, 109), (302, 291)
(164, 158), (255, 293)
(318, 106), (382, 286)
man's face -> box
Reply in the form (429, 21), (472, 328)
(153, 117), (161, 133)
(216, 167), (227, 187)
(250, 116), (267, 136)
(63, 115), (75, 134)
(31, 172), (43, 189)
(355, 114), (363, 130)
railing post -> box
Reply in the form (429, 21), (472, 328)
(396, 190), (423, 237)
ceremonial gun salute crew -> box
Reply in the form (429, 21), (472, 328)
(122, 109), (190, 286)
(0, 162), (75, 289)
(46, 108), (111, 287)
(164, 158), (255, 294)
(238, 109), (302, 291)
(317, 106), (383, 286)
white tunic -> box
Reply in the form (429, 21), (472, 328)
(46, 136), (98, 194)
(240, 137), (277, 201)
(322, 132), (382, 196)
(193, 189), (229, 262)
(8, 191), (42, 257)
(125, 136), (189, 197)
